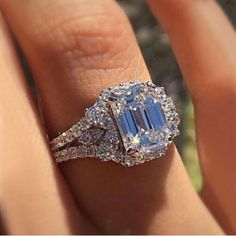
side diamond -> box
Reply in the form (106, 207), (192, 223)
(62, 131), (74, 143)
(79, 117), (92, 131)
(78, 128), (104, 145)
(51, 136), (65, 150)
(68, 147), (78, 159)
(71, 124), (82, 138)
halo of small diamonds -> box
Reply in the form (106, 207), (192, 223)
(51, 81), (180, 167)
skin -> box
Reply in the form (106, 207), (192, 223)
(0, 0), (235, 234)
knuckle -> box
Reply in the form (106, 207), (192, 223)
(34, 0), (135, 73)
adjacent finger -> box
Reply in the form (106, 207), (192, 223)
(148, 0), (236, 233)
(0, 1), (223, 234)
(0, 14), (96, 234)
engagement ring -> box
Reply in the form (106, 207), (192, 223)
(50, 81), (180, 167)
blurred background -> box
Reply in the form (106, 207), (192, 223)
(117, 0), (236, 191)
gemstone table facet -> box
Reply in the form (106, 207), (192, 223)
(110, 84), (167, 155)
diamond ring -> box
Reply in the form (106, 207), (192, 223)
(50, 81), (180, 167)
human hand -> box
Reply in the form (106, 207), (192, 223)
(0, 0), (235, 234)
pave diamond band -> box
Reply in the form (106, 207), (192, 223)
(50, 80), (180, 167)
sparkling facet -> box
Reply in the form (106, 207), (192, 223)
(110, 83), (167, 155)
(145, 97), (166, 131)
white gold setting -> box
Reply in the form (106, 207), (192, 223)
(50, 81), (180, 167)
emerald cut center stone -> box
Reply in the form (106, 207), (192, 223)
(109, 84), (167, 155)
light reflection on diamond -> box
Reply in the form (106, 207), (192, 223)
(110, 83), (168, 157)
